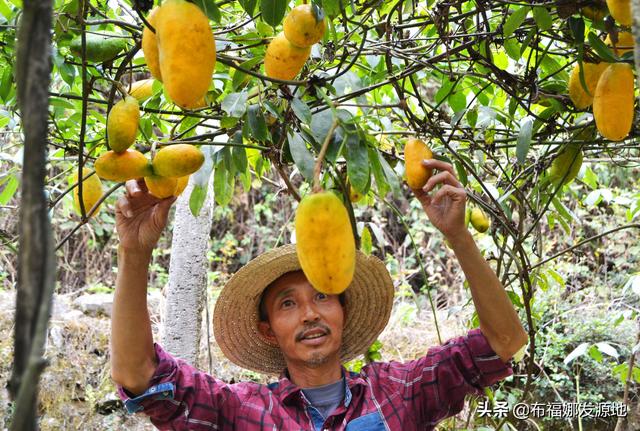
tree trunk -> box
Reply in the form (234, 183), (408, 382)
(161, 179), (214, 366)
(9, 0), (55, 429)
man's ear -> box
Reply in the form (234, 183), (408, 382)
(258, 321), (278, 345)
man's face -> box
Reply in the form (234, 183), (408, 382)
(258, 271), (345, 369)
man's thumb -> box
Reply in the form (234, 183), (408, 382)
(153, 196), (177, 226)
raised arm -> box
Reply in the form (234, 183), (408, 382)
(110, 179), (176, 395)
(412, 159), (528, 363)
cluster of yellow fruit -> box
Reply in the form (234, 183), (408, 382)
(265, 5), (326, 80)
(568, 0), (635, 141)
(142, 0), (215, 109)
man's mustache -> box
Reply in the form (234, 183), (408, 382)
(295, 322), (331, 341)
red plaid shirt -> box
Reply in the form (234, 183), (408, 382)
(118, 329), (513, 430)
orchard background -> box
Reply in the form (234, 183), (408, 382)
(0, 0), (640, 429)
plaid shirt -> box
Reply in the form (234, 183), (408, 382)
(118, 329), (512, 430)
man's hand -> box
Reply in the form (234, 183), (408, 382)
(116, 179), (176, 253)
(411, 159), (467, 240)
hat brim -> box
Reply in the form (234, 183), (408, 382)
(213, 244), (394, 375)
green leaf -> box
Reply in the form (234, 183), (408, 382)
(564, 342), (590, 365)
(448, 91), (466, 113)
(232, 57), (262, 90)
(532, 6), (553, 31)
(569, 16), (585, 60)
(221, 91), (249, 117)
(503, 6), (528, 38)
(321, 0), (339, 18)
(504, 38), (521, 60)
(214, 162), (234, 206)
(247, 104), (268, 141)
(0, 175), (18, 204)
(189, 184), (208, 217)
(360, 225), (372, 255)
(231, 132), (248, 173)
(588, 32), (618, 62)
(291, 97), (312, 124)
(343, 127), (369, 192)
(238, 0), (257, 15)
(260, 0), (287, 27)
(0, 67), (13, 102)
(377, 151), (400, 197)
(288, 132), (315, 181)
(516, 116), (533, 164)
(454, 160), (468, 186)
(193, 0), (221, 22)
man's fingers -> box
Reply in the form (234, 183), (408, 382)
(421, 159), (456, 177)
(422, 171), (463, 194)
(125, 178), (149, 197)
(431, 184), (466, 207)
(152, 196), (176, 228)
(116, 195), (134, 218)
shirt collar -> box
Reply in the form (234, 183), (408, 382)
(276, 366), (367, 407)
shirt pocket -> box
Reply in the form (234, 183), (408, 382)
(345, 411), (385, 431)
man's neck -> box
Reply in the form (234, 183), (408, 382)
(286, 361), (343, 388)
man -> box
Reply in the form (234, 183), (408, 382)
(111, 159), (528, 430)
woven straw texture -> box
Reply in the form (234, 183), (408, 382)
(213, 244), (394, 375)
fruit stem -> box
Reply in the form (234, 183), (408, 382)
(312, 119), (338, 193)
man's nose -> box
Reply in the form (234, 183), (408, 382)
(301, 301), (320, 322)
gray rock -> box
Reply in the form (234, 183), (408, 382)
(73, 293), (113, 317)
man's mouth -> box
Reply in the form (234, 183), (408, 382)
(297, 327), (330, 342)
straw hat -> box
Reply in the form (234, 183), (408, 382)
(213, 244), (394, 375)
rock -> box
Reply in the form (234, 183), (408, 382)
(73, 293), (113, 317)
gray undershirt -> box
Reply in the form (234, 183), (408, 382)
(301, 378), (344, 420)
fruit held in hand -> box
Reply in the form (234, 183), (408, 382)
(295, 191), (356, 294)
(72, 167), (103, 217)
(404, 138), (433, 190)
(107, 96), (140, 153)
(264, 33), (311, 81)
(549, 144), (583, 185)
(568, 62), (608, 110)
(69, 32), (127, 62)
(144, 175), (190, 198)
(142, 7), (162, 81)
(152, 144), (204, 178)
(593, 63), (634, 141)
(95, 149), (152, 182)
(283, 4), (326, 48)
(470, 207), (490, 233)
(155, 0), (216, 109)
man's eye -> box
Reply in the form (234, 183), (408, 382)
(317, 293), (327, 300)
(282, 299), (294, 307)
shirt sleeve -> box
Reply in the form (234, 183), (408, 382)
(116, 343), (245, 430)
(385, 328), (513, 427)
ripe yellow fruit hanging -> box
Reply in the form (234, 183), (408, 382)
(152, 144), (204, 178)
(95, 149), (152, 182)
(404, 137), (433, 190)
(295, 191), (356, 294)
(142, 7), (162, 81)
(593, 63), (634, 141)
(73, 167), (103, 217)
(568, 62), (608, 110)
(605, 31), (634, 56)
(129, 79), (156, 102)
(264, 33), (311, 81)
(549, 144), (583, 185)
(144, 174), (190, 198)
(107, 96), (140, 153)
(283, 4), (326, 48)
(606, 0), (632, 26)
(156, 0), (216, 109)
(470, 208), (490, 233)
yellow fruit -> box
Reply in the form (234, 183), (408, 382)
(593, 63), (635, 141)
(470, 208), (490, 233)
(95, 149), (152, 182)
(295, 191), (356, 294)
(174, 175), (190, 196)
(404, 137), (433, 190)
(142, 7), (162, 81)
(107, 96), (139, 153)
(156, 0), (216, 109)
(264, 33), (311, 81)
(605, 31), (634, 56)
(183, 96), (207, 110)
(73, 167), (103, 217)
(129, 79), (156, 101)
(606, 0), (632, 26)
(549, 144), (583, 185)
(568, 62), (609, 110)
(152, 144), (204, 178)
(283, 4), (326, 48)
